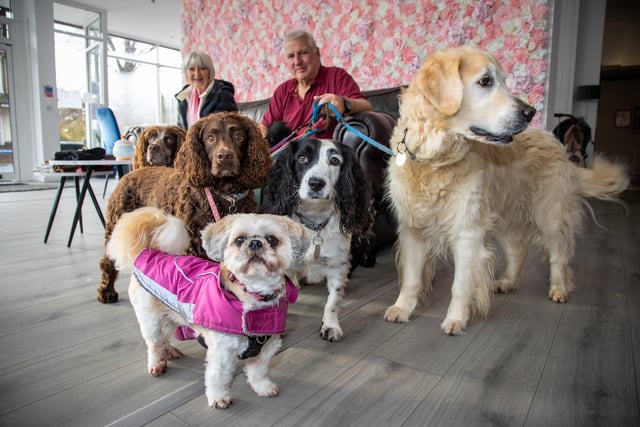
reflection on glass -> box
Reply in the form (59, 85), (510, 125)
(0, 48), (14, 175)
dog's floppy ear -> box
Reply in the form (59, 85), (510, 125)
(235, 114), (273, 190)
(280, 216), (312, 263)
(200, 215), (235, 261)
(260, 142), (299, 216)
(415, 51), (463, 116)
(175, 117), (213, 186)
(335, 143), (373, 236)
(166, 126), (187, 167)
(132, 126), (156, 169)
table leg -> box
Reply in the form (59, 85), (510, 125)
(74, 175), (84, 234)
(87, 178), (106, 226)
(67, 167), (94, 247)
(44, 176), (67, 243)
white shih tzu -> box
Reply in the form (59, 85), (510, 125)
(106, 207), (310, 409)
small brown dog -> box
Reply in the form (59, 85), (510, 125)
(97, 112), (272, 304)
(132, 125), (186, 169)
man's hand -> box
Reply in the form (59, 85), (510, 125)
(313, 94), (372, 116)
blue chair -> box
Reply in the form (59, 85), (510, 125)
(95, 107), (122, 196)
(96, 107), (121, 156)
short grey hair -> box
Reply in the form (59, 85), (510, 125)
(284, 29), (319, 51)
(182, 51), (215, 82)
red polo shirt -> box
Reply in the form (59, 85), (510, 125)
(261, 65), (367, 139)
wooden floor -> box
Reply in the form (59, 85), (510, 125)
(0, 179), (639, 427)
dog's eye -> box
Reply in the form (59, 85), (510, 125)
(232, 133), (244, 143)
(478, 75), (493, 87)
(266, 235), (279, 248)
(297, 155), (308, 164)
(329, 157), (341, 166)
(206, 135), (216, 144)
(234, 236), (246, 247)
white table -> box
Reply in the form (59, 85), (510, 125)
(39, 159), (132, 247)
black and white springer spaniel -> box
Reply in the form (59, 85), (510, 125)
(261, 136), (373, 342)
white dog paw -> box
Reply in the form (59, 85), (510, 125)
(252, 381), (279, 398)
(209, 396), (233, 409)
(384, 305), (411, 323)
(441, 318), (466, 335)
(320, 324), (343, 342)
(493, 279), (517, 294)
(149, 361), (167, 377)
(548, 288), (569, 303)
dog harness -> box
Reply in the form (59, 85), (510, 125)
(132, 249), (298, 339)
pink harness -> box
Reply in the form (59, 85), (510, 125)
(132, 249), (297, 336)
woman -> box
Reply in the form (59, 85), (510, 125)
(175, 51), (238, 129)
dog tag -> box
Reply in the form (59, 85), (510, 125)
(312, 235), (323, 260)
(396, 152), (406, 166)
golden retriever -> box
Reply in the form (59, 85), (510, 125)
(383, 46), (629, 335)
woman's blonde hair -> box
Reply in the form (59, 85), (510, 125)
(182, 51), (215, 84)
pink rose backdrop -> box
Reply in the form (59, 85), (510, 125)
(182, 0), (550, 124)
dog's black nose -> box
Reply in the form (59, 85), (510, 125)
(217, 150), (233, 163)
(520, 103), (537, 123)
(248, 239), (263, 251)
(308, 177), (326, 192)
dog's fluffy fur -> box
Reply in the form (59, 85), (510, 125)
(97, 112), (272, 304)
(107, 207), (310, 408)
(261, 137), (372, 341)
(132, 125), (186, 169)
(383, 46), (629, 335)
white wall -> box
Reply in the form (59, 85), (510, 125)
(12, 0), (59, 181)
(572, 0), (606, 143)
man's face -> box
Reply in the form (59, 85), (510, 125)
(284, 37), (321, 83)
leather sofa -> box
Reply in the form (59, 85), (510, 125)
(237, 86), (403, 252)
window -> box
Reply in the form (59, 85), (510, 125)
(107, 35), (181, 132)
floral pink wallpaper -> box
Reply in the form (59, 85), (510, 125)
(182, 0), (550, 123)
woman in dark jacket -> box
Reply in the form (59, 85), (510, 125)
(175, 51), (238, 129)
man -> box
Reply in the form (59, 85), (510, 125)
(261, 30), (372, 139)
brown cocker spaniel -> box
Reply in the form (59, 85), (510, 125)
(132, 125), (186, 169)
(97, 112), (272, 304)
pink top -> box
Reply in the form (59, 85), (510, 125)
(132, 249), (297, 336)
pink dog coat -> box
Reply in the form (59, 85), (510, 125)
(132, 249), (297, 336)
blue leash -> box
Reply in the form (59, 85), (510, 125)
(314, 101), (396, 158)
(272, 100), (410, 163)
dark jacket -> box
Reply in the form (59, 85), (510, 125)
(176, 79), (238, 129)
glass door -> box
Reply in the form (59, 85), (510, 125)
(53, 3), (106, 150)
(0, 43), (16, 181)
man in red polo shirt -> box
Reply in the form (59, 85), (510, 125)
(261, 30), (372, 139)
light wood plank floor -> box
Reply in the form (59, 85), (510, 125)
(0, 179), (638, 427)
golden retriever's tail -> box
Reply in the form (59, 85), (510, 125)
(578, 156), (630, 201)
(106, 207), (190, 272)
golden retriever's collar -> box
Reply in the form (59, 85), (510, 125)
(396, 128), (417, 166)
